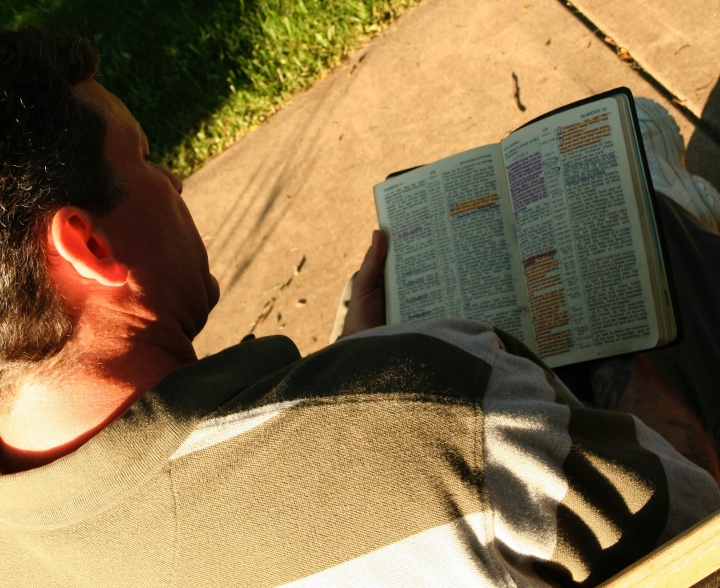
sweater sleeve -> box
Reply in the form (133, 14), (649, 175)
(163, 320), (720, 588)
(349, 320), (720, 587)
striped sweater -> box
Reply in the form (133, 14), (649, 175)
(1, 320), (718, 587)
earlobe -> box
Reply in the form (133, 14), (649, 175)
(50, 206), (128, 287)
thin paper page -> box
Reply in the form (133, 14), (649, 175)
(501, 96), (658, 365)
(375, 144), (531, 342)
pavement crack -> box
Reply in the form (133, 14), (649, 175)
(557, 0), (720, 143)
(249, 255), (307, 333)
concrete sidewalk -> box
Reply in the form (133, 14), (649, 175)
(186, 0), (720, 358)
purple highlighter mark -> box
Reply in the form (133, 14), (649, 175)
(507, 152), (550, 215)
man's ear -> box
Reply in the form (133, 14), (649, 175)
(50, 206), (128, 287)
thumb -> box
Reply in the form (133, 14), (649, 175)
(353, 230), (387, 296)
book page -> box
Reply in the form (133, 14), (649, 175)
(501, 96), (658, 366)
(375, 145), (532, 342)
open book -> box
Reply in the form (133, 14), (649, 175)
(374, 88), (678, 368)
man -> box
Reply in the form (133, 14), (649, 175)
(0, 27), (718, 587)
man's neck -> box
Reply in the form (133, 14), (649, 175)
(0, 333), (197, 474)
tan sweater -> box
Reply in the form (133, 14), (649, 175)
(1, 321), (718, 587)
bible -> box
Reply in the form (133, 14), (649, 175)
(374, 88), (678, 368)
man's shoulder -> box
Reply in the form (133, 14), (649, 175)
(170, 320), (551, 464)
(200, 320), (533, 413)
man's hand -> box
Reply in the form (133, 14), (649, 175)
(341, 230), (388, 337)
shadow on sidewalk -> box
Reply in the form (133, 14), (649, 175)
(1, 0), (261, 175)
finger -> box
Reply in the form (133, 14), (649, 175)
(354, 230), (387, 295)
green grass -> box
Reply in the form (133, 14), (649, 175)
(2, 0), (420, 178)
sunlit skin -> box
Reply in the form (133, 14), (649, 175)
(0, 80), (221, 472)
(341, 229), (387, 337)
(0, 80), (386, 473)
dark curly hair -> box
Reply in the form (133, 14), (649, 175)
(0, 27), (126, 365)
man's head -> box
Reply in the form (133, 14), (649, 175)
(59, 79), (220, 343)
(0, 28), (219, 379)
(0, 27), (126, 364)
(0, 28), (218, 466)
